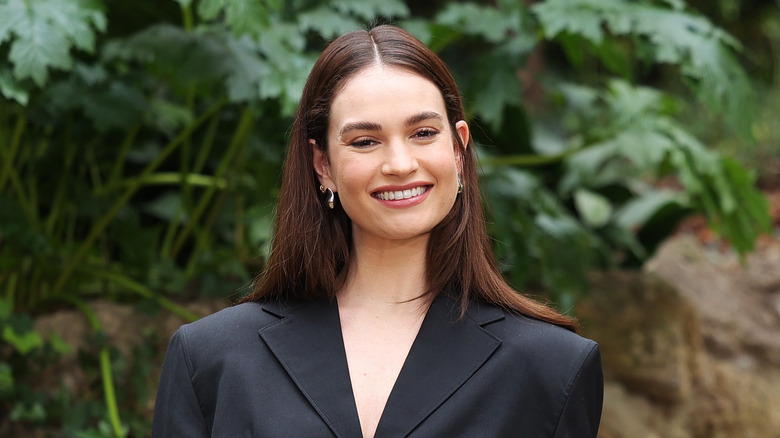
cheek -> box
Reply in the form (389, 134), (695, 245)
(330, 155), (373, 195)
(430, 149), (460, 181)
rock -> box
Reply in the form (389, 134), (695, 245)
(580, 270), (700, 404)
(646, 236), (780, 366)
(687, 360), (780, 438)
(598, 382), (689, 438)
(581, 235), (780, 438)
(744, 244), (780, 291)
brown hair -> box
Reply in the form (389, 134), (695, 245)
(241, 25), (577, 332)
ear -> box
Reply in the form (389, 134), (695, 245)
(453, 120), (470, 172)
(310, 139), (336, 190)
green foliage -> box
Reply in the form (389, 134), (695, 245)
(194, 0), (277, 36)
(0, 0), (775, 435)
(555, 79), (770, 255)
(483, 165), (606, 308)
(432, 1), (535, 130)
(0, 297), (162, 437)
(0, 0), (106, 87)
(532, 0), (756, 139)
(3, 325), (43, 354)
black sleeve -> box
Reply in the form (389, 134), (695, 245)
(553, 343), (604, 438)
(151, 328), (210, 438)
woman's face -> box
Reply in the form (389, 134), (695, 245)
(312, 65), (469, 246)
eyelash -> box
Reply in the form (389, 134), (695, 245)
(350, 138), (377, 148)
(414, 128), (439, 139)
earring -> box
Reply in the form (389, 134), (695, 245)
(319, 185), (335, 209)
(457, 173), (464, 194)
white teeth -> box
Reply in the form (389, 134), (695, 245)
(376, 186), (428, 201)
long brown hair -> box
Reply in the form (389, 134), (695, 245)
(241, 25), (577, 332)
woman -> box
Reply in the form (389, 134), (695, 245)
(152, 25), (603, 438)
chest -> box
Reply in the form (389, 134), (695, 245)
(340, 316), (425, 437)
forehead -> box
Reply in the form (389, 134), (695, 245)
(330, 65), (447, 123)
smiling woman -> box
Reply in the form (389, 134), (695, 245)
(313, 66), (466, 245)
(152, 25), (603, 438)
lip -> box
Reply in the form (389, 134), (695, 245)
(371, 182), (433, 208)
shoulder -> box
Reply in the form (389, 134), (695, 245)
(467, 300), (599, 379)
(444, 300), (602, 435)
(471, 299), (595, 347)
(466, 301), (602, 429)
(181, 301), (277, 334)
(171, 301), (294, 358)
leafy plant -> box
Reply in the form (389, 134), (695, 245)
(0, 0), (106, 91)
(0, 0), (774, 435)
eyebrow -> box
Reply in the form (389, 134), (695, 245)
(339, 121), (382, 138)
(338, 111), (445, 138)
(405, 111), (444, 126)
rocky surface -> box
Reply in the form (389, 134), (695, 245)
(581, 235), (780, 438)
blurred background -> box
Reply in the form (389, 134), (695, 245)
(1, 0), (778, 436)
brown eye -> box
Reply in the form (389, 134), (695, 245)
(414, 129), (439, 139)
(350, 138), (377, 147)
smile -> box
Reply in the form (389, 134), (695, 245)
(373, 186), (429, 201)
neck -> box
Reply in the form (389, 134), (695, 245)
(337, 232), (431, 316)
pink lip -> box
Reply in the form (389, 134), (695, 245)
(371, 182), (433, 208)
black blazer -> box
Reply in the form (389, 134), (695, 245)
(152, 295), (603, 437)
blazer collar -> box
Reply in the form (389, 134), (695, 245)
(258, 295), (504, 438)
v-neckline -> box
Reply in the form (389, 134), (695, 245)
(336, 297), (430, 438)
(258, 295), (504, 438)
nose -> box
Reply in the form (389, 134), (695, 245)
(381, 139), (418, 176)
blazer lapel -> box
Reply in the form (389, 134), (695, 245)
(374, 296), (504, 437)
(259, 299), (362, 438)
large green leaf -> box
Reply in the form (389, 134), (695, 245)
(0, 67), (28, 104)
(574, 188), (613, 228)
(532, 0), (611, 44)
(614, 190), (688, 230)
(330, 0), (409, 21)
(435, 2), (520, 43)
(9, 13), (73, 86)
(297, 7), (362, 39)
(197, 0), (273, 36)
(1, 0), (105, 87)
(0, 0), (27, 45)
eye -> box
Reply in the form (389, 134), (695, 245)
(349, 138), (378, 148)
(413, 128), (439, 139)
